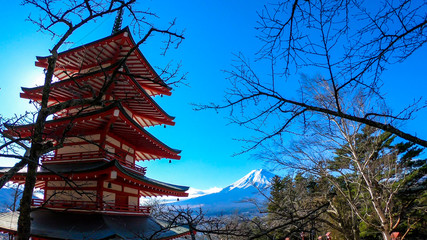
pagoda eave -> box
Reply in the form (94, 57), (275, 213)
(5, 103), (181, 161)
(35, 28), (172, 96)
(1, 160), (189, 197)
(20, 66), (175, 126)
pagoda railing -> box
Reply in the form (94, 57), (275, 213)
(31, 199), (151, 215)
(41, 151), (115, 163)
(41, 151), (146, 175)
(118, 158), (147, 175)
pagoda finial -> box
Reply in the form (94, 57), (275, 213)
(112, 7), (124, 34)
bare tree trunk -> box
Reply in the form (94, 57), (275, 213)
(16, 155), (38, 240)
(189, 226), (196, 240)
(16, 54), (56, 240)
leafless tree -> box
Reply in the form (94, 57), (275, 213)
(262, 98), (425, 240)
(0, 1), (185, 239)
(197, 3), (427, 237)
(150, 203), (207, 240)
(151, 199), (333, 240)
(201, 0), (427, 151)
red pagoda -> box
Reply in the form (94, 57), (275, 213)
(0, 20), (190, 239)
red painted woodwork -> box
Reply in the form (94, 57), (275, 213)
(34, 29), (172, 96)
(7, 104), (181, 161)
(2, 28), (188, 218)
(41, 151), (147, 175)
(31, 199), (151, 215)
(115, 195), (128, 207)
(7, 161), (189, 198)
(20, 68), (176, 126)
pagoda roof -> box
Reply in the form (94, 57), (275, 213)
(6, 103), (181, 161)
(49, 160), (190, 195)
(0, 160), (189, 197)
(0, 209), (192, 240)
(35, 27), (171, 96)
(20, 64), (175, 127)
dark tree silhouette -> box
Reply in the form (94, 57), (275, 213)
(202, 0), (427, 150)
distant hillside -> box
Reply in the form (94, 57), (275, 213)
(171, 169), (276, 216)
(0, 184), (22, 212)
(0, 184), (43, 212)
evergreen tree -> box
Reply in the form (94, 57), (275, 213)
(267, 174), (329, 239)
(265, 126), (426, 240)
(327, 126), (426, 239)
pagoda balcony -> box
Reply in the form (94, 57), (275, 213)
(31, 199), (151, 215)
(41, 151), (146, 175)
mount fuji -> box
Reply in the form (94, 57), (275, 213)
(0, 170), (276, 216)
(172, 169), (276, 216)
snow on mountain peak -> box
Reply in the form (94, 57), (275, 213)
(170, 169), (278, 215)
(227, 169), (275, 191)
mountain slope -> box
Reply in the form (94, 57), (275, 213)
(172, 169), (276, 216)
(0, 184), (44, 212)
(0, 187), (21, 212)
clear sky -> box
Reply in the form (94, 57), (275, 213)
(0, 1), (426, 191)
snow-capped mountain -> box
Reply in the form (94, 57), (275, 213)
(0, 170), (276, 216)
(226, 169), (275, 191)
(172, 169), (276, 216)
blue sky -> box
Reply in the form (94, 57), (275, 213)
(1, 1), (426, 191)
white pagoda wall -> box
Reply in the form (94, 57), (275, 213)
(54, 133), (137, 165)
(57, 134), (101, 155)
(102, 181), (139, 206)
(105, 134), (135, 163)
(46, 180), (97, 201)
(45, 180), (140, 208)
